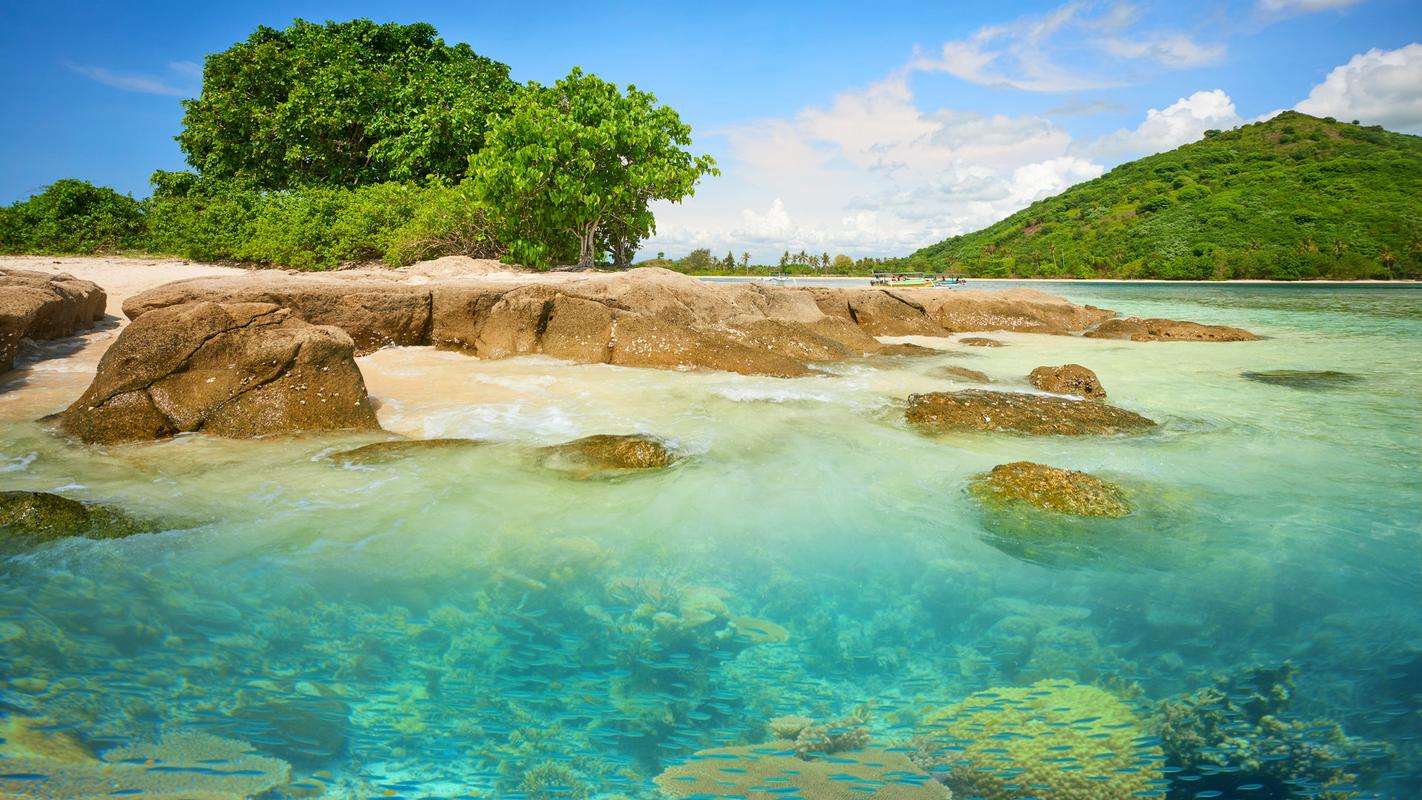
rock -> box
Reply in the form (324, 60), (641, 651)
(1241, 369), (1362, 389)
(0, 491), (151, 543)
(57, 301), (380, 444)
(331, 438), (485, 464)
(932, 365), (991, 383)
(905, 390), (1157, 436)
(1085, 316), (1258, 342)
(124, 267), (1123, 377)
(970, 461), (1131, 518)
(1028, 363), (1106, 399)
(959, 336), (1003, 347)
(540, 434), (678, 475)
(0, 268), (107, 372)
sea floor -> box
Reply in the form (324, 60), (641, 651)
(1, 273), (1419, 799)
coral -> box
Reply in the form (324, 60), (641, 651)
(792, 709), (872, 757)
(1154, 663), (1393, 799)
(0, 729), (291, 799)
(912, 679), (1164, 800)
(519, 762), (591, 800)
(655, 741), (951, 799)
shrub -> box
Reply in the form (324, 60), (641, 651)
(0, 179), (145, 254)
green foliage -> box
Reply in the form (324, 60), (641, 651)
(143, 172), (496, 270)
(178, 19), (516, 189)
(0, 180), (145, 254)
(903, 112), (1422, 280)
(470, 68), (717, 268)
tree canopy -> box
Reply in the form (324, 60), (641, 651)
(469, 68), (717, 268)
(178, 19), (516, 189)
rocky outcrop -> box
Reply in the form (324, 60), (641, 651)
(540, 434), (679, 475)
(331, 438), (486, 464)
(124, 268), (1120, 377)
(1028, 363), (1106, 399)
(0, 491), (152, 543)
(1086, 316), (1258, 342)
(57, 301), (380, 444)
(970, 461), (1131, 517)
(1, 268), (107, 372)
(958, 336), (1004, 347)
(905, 390), (1157, 436)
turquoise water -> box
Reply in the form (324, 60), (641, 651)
(1, 281), (1419, 799)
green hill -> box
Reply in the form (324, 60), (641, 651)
(904, 112), (1422, 280)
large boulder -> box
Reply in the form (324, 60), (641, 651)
(1, 268), (107, 372)
(905, 390), (1156, 436)
(970, 461), (1131, 517)
(1028, 363), (1106, 399)
(1085, 316), (1258, 342)
(57, 301), (380, 444)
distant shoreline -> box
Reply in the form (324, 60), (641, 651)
(693, 274), (1422, 285)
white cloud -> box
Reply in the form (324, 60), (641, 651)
(1085, 89), (1243, 158)
(1295, 43), (1422, 133)
(65, 61), (198, 97)
(1259, 0), (1362, 14)
(909, 2), (1224, 92)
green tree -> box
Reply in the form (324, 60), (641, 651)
(471, 68), (717, 269)
(740, 251), (751, 269)
(0, 179), (145, 254)
(178, 19), (515, 189)
(831, 254), (853, 271)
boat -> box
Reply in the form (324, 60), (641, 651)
(764, 270), (798, 286)
(933, 273), (968, 287)
(869, 271), (934, 287)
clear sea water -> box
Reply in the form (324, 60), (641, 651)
(1, 280), (1419, 799)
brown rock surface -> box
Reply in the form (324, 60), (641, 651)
(905, 390), (1156, 436)
(1028, 363), (1107, 399)
(332, 438), (486, 464)
(57, 301), (380, 444)
(1085, 316), (1259, 342)
(970, 461), (1131, 517)
(933, 365), (992, 383)
(540, 433), (679, 474)
(0, 268), (107, 371)
(122, 268), (1127, 376)
(0, 491), (152, 543)
(959, 336), (1004, 347)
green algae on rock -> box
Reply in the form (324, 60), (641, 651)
(540, 433), (679, 475)
(970, 461), (1131, 518)
(1028, 363), (1107, 400)
(912, 680), (1163, 800)
(331, 437), (487, 464)
(0, 491), (152, 543)
(905, 390), (1156, 436)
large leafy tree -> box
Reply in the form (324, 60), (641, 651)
(178, 19), (515, 189)
(470, 68), (717, 269)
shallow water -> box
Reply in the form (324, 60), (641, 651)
(1, 282), (1420, 799)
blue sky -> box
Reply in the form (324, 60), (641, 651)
(2, 0), (1419, 260)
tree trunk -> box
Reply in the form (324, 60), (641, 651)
(577, 224), (598, 270)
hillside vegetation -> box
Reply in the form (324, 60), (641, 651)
(904, 112), (1422, 280)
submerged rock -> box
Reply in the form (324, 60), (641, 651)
(1086, 316), (1258, 342)
(0, 268), (107, 373)
(656, 742), (948, 799)
(1242, 369), (1363, 389)
(1028, 363), (1106, 399)
(958, 336), (1004, 347)
(970, 461), (1130, 518)
(56, 301), (381, 444)
(905, 390), (1157, 436)
(331, 438), (486, 464)
(0, 491), (151, 543)
(932, 365), (991, 383)
(541, 434), (679, 475)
